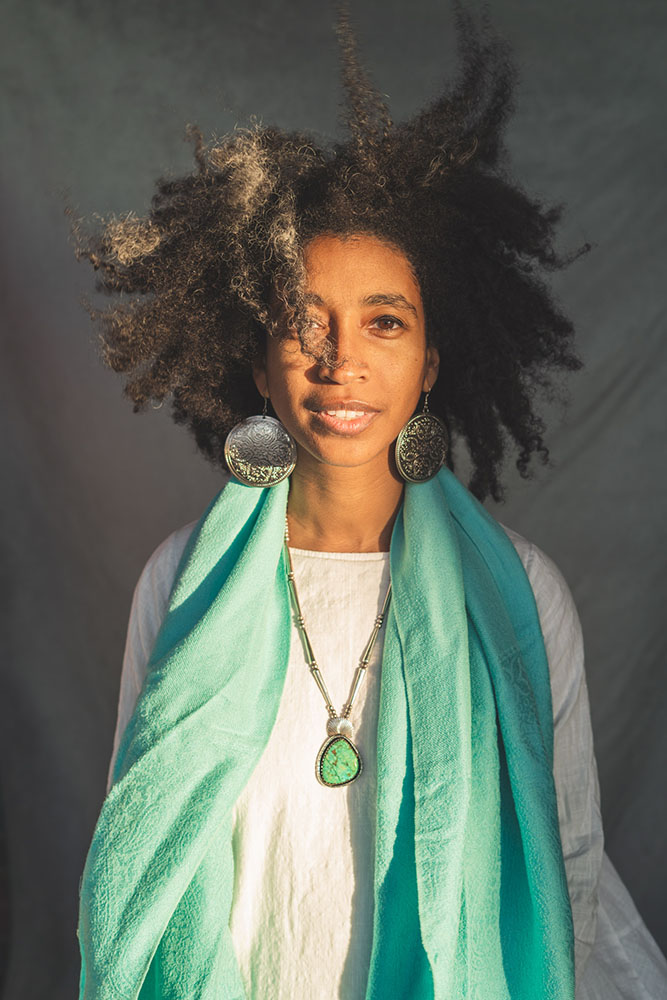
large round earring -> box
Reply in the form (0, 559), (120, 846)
(224, 396), (297, 487)
(394, 391), (448, 483)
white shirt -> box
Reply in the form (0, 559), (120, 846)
(106, 514), (667, 999)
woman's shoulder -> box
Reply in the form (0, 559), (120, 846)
(500, 522), (533, 569)
(500, 521), (584, 723)
(144, 519), (198, 576)
(133, 475), (233, 610)
(132, 518), (199, 622)
(500, 521), (580, 631)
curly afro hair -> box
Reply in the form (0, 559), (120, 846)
(68, 0), (591, 502)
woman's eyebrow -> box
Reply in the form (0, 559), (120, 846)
(362, 293), (418, 316)
(303, 291), (418, 317)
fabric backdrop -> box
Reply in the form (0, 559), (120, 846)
(1, 0), (664, 996)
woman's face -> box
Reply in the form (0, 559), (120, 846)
(253, 233), (439, 475)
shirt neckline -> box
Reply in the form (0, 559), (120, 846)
(288, 545), (390, 562)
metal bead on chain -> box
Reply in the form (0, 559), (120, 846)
(284, 513), (392, 787)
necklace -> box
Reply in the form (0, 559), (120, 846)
(283, 515), (392, 788)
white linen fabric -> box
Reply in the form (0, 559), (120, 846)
(106, 516), (667, 999)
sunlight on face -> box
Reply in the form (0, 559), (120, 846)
(254, 233), (439, 475)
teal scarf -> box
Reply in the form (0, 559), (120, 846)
(77, 468), (575, 999)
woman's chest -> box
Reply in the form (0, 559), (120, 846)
(232, 550), (391, 829)
(228, 553), (391, 997)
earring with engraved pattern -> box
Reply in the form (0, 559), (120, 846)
(394, 391), (448, 483)
(224, 395), (297, 487)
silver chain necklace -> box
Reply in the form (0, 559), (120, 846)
(283, 515), (392, 787)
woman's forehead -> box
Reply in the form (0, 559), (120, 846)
(301, 233), (422, 302)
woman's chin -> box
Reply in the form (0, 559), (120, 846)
(293, 437), (396, 475)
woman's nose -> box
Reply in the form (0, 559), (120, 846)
(316, 320), (369, 383)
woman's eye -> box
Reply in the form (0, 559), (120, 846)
(371, 315), (405, 332)
(301, 314), (405, 334)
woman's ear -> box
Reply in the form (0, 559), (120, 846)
(423, 344), (440, 393)
(252, 356), (268, 399)
(252, 328), (270, 398)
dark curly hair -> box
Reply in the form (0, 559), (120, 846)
(67, 0), (591, 502)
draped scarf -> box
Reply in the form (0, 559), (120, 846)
(77, 467), (575, 998)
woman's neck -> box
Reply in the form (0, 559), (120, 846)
(286, 455), (403, 553)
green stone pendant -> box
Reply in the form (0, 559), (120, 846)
(316, 734), (362, 787)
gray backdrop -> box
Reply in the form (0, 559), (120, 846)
(1, 0), (665, 995)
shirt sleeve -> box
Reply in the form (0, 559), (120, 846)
(521, 538), (604, 983)
(105, 521), (197, 794)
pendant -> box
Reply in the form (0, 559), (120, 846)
(316, 734), (362, 787)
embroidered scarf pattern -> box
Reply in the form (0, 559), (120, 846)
(77, 468), (575, 998)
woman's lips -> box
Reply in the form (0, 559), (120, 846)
(310, 407), (380, 436)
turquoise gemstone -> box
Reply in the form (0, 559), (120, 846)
(318, 736), (361, 786)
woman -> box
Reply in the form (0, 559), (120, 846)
(74, 4), (667, 997)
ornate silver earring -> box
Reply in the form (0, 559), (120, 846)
(224, 396), (297, 487)
(394, 391), (448, 483)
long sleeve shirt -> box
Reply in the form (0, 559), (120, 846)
(105, 518), (666, 998)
